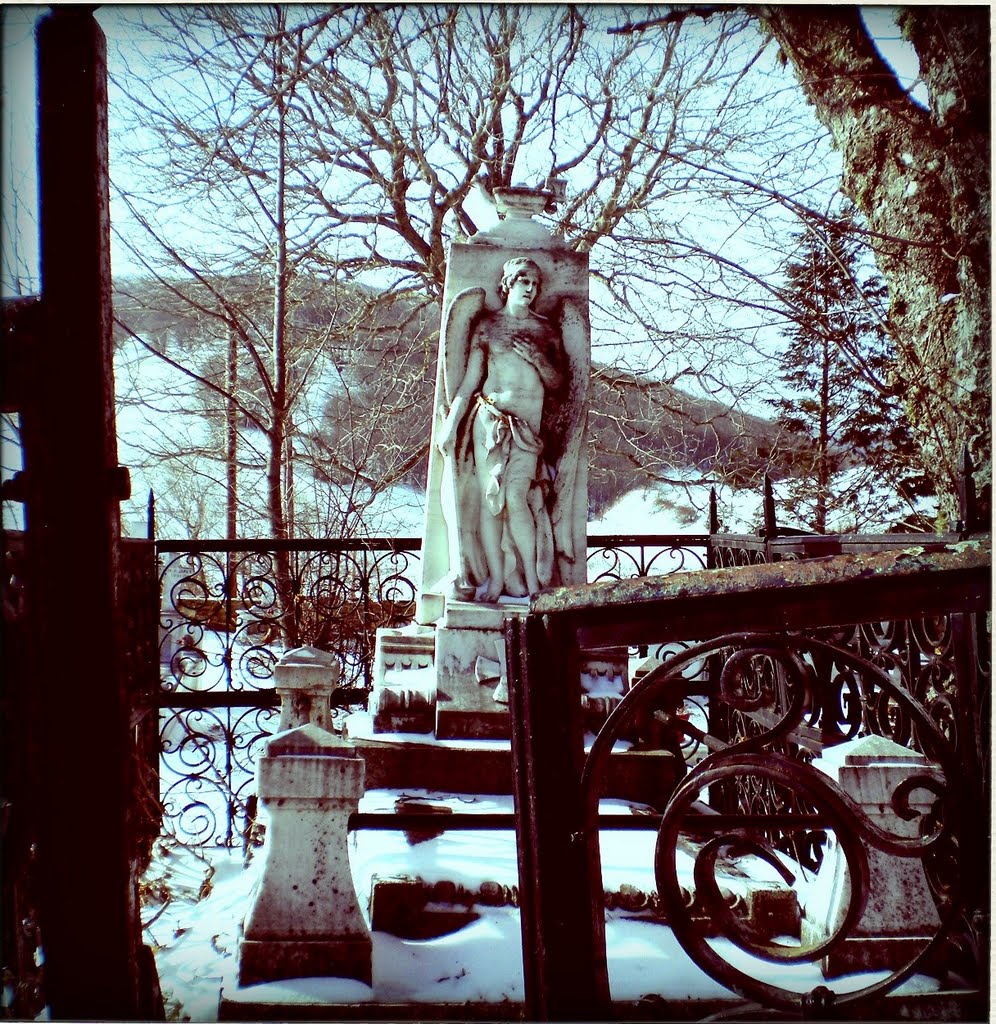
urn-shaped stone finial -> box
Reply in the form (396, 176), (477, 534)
(274, 645), (340, 732)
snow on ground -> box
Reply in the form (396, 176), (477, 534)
(590, 481), (762, 536)
(143, 790), (940, 1022)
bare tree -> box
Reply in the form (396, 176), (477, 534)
(614, 4), (990, 522)
(108, 4), (843, 536)
(110, 7), (435, 542)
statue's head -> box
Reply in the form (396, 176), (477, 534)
(498, 257), (543, 304)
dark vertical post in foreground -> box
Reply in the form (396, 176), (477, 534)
(506, 613), (609, 1020)
(30, 9), (145, 1017)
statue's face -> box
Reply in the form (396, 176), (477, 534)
(507, 269), (540, 308)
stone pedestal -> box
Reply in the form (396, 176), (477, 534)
(367, 607), (630, 740)
(369, 625), (436, 733)
(274, 645), (340, 732)
(804, 734), (942, 977)
(239, 725), (371, 987)
(434, 600), (529, 739)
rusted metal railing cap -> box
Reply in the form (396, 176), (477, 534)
(532, 537), (991, 618)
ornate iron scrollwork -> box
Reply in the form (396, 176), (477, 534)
(155, 537), (710, 846)
(587, 539), (708, 583)
(582, 632), (971, 1015)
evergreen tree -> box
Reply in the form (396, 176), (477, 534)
(771, 204), (933, 533)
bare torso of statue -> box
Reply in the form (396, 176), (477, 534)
(436, 259), (566, 601)
(475, 309), (561, 433)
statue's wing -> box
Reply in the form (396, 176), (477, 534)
(433, 286), (488, 594)
(441, 287), (487, 404)
(550, 296), (590, 581)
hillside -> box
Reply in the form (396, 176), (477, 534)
(112, 275), (793, 520)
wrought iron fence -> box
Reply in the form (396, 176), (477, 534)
(155, 534), (709, 847)
(510, 537), (990, 1019)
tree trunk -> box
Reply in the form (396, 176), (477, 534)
(226, 323), (238, 542)
(817, 335), (830, 534)
(759, 6), (990, 523)
(270, 15), (298, 643)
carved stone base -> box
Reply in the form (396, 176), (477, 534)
(369, 684), (435, 734)
(579, 649), (628, 699)
(369, 608), (629, 740)
(433, 600), (527, 739)
(373, 624), (435, 679)
(239, 936), (372, 987)
(237, 726), (370, 989)
(370, 625), (436, 733)
(806, 735), (943, 980)
(819, 935), (933, 979)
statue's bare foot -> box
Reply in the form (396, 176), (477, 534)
(449, 580), (476, 602)
(483, 579), (504, 602)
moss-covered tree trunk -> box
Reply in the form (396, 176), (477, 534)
(759, 6), (990, 524)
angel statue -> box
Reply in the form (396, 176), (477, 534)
(434, 256), (587, 603)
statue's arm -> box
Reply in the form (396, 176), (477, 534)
(436, 343), (485, 456)
(510, 330), (563, 391)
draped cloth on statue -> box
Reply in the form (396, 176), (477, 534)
(462, 394), (555, 598)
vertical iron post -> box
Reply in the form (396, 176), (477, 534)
(763, 473), (778, 562)
(763, 474), (777, 536)
(146, 488), (156, 541)
(708, 486), (719, 568)
(950, 612), (987, 847)
(505, 613), (609, 1020)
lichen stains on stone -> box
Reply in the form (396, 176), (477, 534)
(531, 538), (990, 617)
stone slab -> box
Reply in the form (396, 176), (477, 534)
(274, 645), (339, 685)
(219, 998), (530, 1021)
(266, 723), (360, 757)
(217, 991), (983, 1023)
(346, 734), (682, 805)
(440, 599), (528, 631)
(256, 753), (364, 800)
(373, 625), (435, 680)
(369, 876), (481, 940)
(370, 677), (436, 734)
(347, 735), (512, 794)
(416, 233), (590, 626)
(433, 621), (510, 738)
(435, 705), (510, 740)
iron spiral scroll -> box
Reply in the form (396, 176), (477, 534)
(580, 632), (969, 1015)
(587, 540), (708, 583)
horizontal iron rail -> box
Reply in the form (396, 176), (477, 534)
(156, 537), (423, 553)
(156, 690), (279, 709)
(348, 811), (831, 833)
(533, 542), (990, 648)
(154, 687), (370, 710)
(154, 533), (710, 554)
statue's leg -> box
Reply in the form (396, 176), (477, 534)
(473, 425), (507, 601)
(479, 509), (505, 601)
(504, 451), (541, 595)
